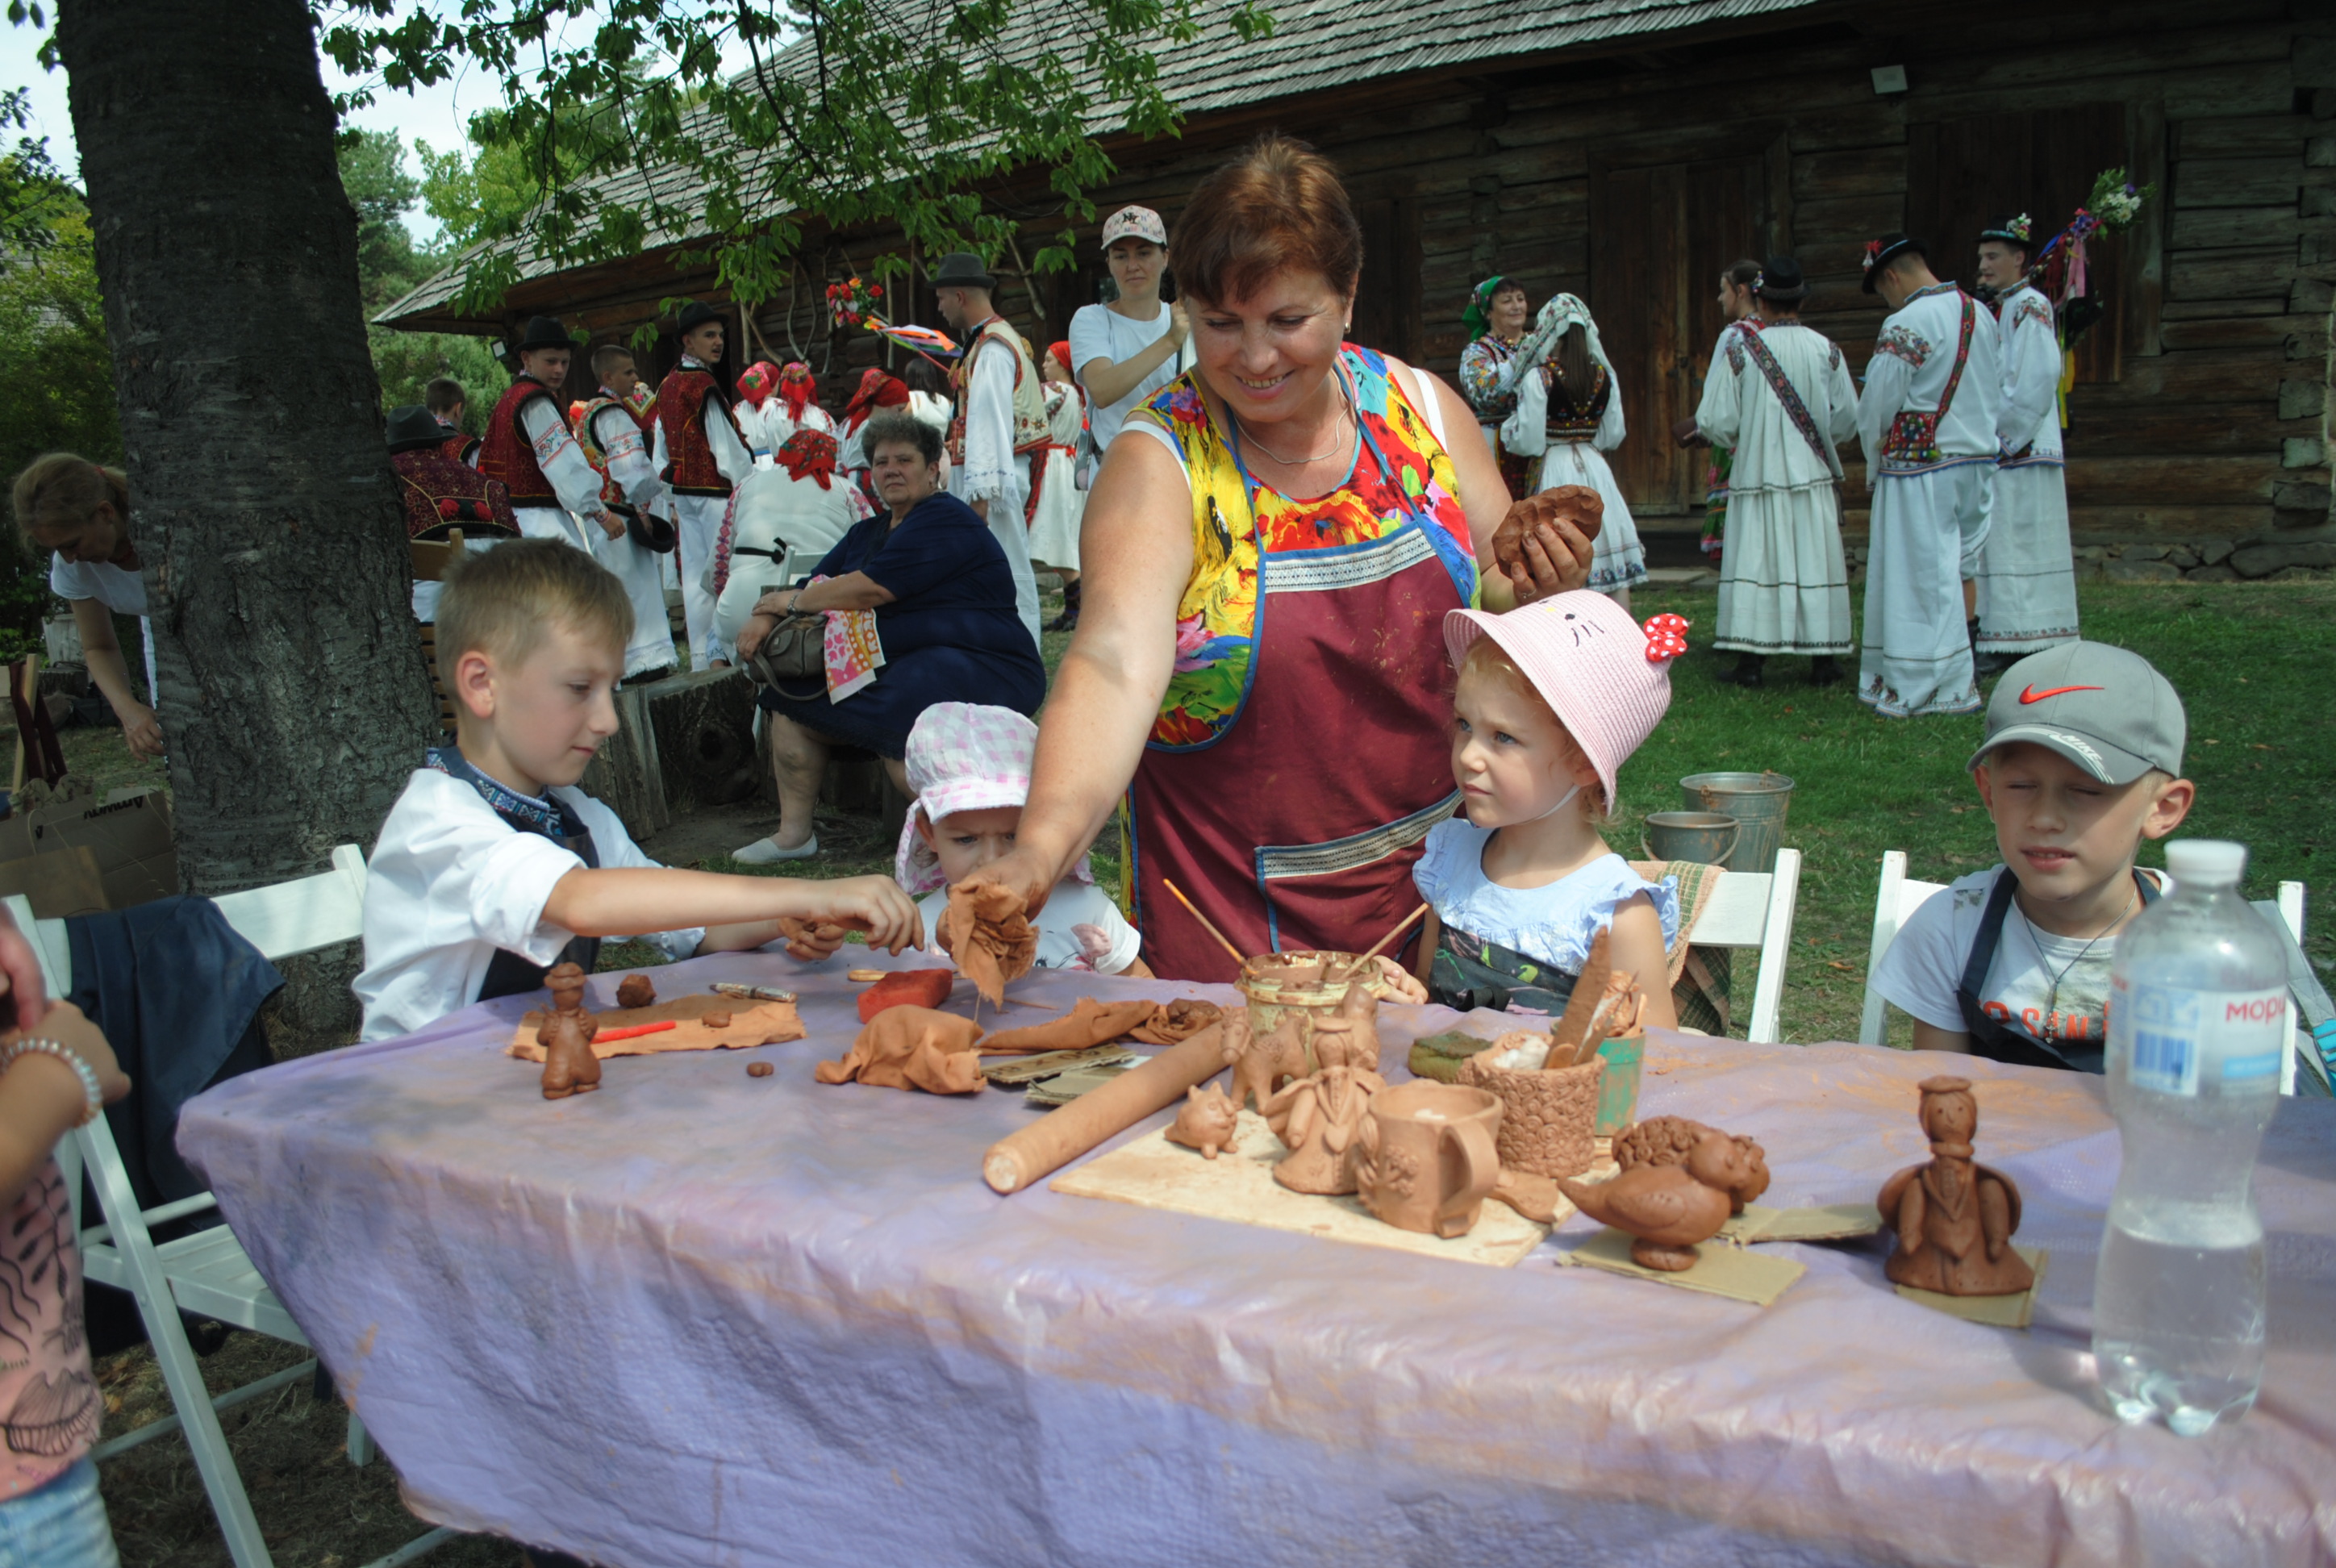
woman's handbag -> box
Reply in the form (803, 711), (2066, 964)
(745, 609), (828, 701)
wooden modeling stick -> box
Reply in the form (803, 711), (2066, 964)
(983, 1021), (1230, 1195)
(1358, 903), (1430, 964)
(1160, 879), (1246, 969)
(1545, 926), (1614, 1065)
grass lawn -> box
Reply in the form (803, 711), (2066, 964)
(88, 577), (2333, 1567)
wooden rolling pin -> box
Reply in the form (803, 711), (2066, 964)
(982, 1022), (1229, 1195)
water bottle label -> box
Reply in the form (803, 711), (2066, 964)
(2111, 978), (2288, 1096)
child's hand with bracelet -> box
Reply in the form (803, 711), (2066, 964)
(0, 1003), (131, 1126)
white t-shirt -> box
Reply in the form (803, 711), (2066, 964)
(355, 768), (704, 1041)
(49, 554), (156, 705)
(915, 878), (1141, 976)
(1871, 864), (2164, 1052)
(1070, 301), (1184, 458)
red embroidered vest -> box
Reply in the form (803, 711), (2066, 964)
(436, 430), (478, 466)
(479, 377), (561, 507)
(569, 397), (631, 510)
(655, 364), (734, 497)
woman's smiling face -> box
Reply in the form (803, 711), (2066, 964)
(1187, 269), (1351, 427)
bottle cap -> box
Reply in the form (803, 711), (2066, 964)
(2163, 839), (2246, 887)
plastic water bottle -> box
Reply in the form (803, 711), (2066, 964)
(2094, 840), (2289, 1435)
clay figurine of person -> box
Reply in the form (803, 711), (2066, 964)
(1877, 1076), (2034, 1296)
(1263, 1064), (1385, 1195)
(537, 962), (603, 1099)
(1306, 982), (1383, 1074)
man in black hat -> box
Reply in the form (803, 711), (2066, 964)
(1853, 234), (2001, 718)
(653, 299), (754, 668)
(1971, 214), (2079, 675)
(386, 403), (518, 621)
(478, 315), (618, 554)
(930, 251), (1041, 649)
(1692, 255), (1861, 688)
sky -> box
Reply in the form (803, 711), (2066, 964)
(0, 8), (763, 245)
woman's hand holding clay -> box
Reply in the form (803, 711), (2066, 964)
(1371, 956), (1429, 1005)
(1498, 505), (1595, 607)
(945, 853), (1058, 938)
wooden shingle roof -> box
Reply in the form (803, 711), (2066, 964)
(376, 0), (1826, 331)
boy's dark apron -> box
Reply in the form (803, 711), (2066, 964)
(1954, 869), (2159, 1074)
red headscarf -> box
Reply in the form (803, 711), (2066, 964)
(1046, 340), (1074, 377)
(736, 360), (780, 408)
(777, 427), (839, 489)
(843, 366), (910, 435)
(777, 361), (816, 422)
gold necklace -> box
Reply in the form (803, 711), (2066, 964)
(1231, 371), (1355, 466)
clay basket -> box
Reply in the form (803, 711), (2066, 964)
(1457, 1053), (1604, 1179)
(1237, 951), (1393, 1071)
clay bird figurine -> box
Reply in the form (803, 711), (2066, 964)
(1166, 1082), (1241, 1160)
(1614, 1116), (1771, 1214)
(1557, 1127), (1760, 1271)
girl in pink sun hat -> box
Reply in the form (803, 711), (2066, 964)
(1412, 591), (1691, 1020)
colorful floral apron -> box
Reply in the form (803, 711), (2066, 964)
(1124, 347), (1478, 982)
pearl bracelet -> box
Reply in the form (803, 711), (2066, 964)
(0, 1038), (102, 1127)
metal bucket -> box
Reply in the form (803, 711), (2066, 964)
(1641, 811), (1739, 867)
(1680, 771), (1795, 874)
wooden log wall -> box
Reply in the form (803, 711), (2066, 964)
(514, 0), (2334, 548)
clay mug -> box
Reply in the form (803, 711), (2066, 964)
(1354, 1082), (1503, 1239)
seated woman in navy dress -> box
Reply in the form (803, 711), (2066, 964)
(731, 411), (1045, 863)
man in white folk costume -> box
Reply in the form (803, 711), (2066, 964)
(931, 249), (1045, 651)
(570, 341), (680, 684)
(1972, 213), (2079, 675)
(1855, 233), (2002, 718)
(654, 300), (756, 669)
(476, 315), (619, 556)
(1692, 256), (1861, 689)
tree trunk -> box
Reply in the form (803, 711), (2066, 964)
(56, 0), (435, 905)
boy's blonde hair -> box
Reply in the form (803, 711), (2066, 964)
(13, 452), (127, 546)
(434, 538), (632, 689)
(1458, 637), (1614, 821)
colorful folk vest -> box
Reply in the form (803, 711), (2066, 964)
(946, 317), (1049, 465)
(479, 376), (562, 507)
(656, 361), (735, 498)
(1545, 361), (1611, 443)
(437, 429), (479, 466)
(390, 448), (520, 540)
(569, 395), (632, 511)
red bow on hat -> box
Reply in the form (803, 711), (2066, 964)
(1643, 613), (1691, 663)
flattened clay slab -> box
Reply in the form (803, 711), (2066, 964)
(1894, 1247), (2049, 1330)
(1721, 1202), (1886, 1245)
(981, 1045), (1138, 1087)
(508, 999), (804, 1061)
(1051, 1110), (1561, 1268)
(1558, 1227), (1806, 1306)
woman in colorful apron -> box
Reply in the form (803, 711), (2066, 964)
(953, 136), (1592, 982)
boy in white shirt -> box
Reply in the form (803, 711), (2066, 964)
(355, 539), (920, 1040)
(1871, 642), (2195, 1071)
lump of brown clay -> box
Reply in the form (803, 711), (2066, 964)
(815, 1005), (987, 1095)
(1614, 1116), (1771, 1213)
(1877, 1076), (2035, 1297)
(1220, 1008), (1312, 1114)
(1491, 484), (1604, 582)
(1263, 1064), (1385, 1195)
(747, 1061), (774, 1078)
(940, 882), (1038, 1006)
(1558, 1126), (1759, 1271)
(1128, 998), (1224, 1046)
(615, 974), (656, 1010)
(978, 997), (1158, 1056)
(703, 1011), (733, 1029)
(1166, 1082), (1240, 1160)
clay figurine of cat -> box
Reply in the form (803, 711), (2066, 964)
(1166, 1082), (1241, 1160)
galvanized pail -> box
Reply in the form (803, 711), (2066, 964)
(1679, 771), (1795, 874)
(1642, 811), (1740, 867)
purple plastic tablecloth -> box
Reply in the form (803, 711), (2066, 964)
(177, 951), (2336, 1567)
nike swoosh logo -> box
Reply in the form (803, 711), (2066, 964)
(2019, 684), (2103, 703)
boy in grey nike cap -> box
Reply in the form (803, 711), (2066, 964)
(1870, 642), (2196, 1071)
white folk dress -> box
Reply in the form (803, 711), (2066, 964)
(1024, 380), (1086, 573)
(1855, 283), (2003, 717)
(583, 400), (678, 678)
(1976, 282), (2079, 655)
(1500, 298), (1646, 595)
(1694, 319), (1860, 656)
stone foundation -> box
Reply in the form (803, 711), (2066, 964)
(1842, 538), (2335, 583)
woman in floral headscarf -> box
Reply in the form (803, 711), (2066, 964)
(1455, 276), (1537, 498)
(1504, 293), (1648, 606)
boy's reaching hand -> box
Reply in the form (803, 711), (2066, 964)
(777, 916), (851, 963)
(799, 876), (924, 956)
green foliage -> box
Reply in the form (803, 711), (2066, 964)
(319, 0), (1277, 315)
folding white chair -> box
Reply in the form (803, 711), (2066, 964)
(1858, 851), (1950, 1047)
(1681, 846), (1802, 1044)
(10, 848), (454, 1568)
(2253, 882), (2311, 1095)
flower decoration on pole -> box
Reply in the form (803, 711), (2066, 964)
(825, 275), (884, 330)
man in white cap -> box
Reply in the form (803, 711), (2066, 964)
(1855, 233), (2002, 718)
(1972, 213), (2079, 675)
(931, 250), (1042, 650)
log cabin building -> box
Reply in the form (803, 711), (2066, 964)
(378, 0), (2336, 573)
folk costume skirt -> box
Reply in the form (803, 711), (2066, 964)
(1712, 477), (1854, 656)
(1858, 463), (1991, 719)
(1976, 459), (2079, 656)
(1535, 440), (1647, 595)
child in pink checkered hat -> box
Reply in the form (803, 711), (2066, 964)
(1411, 591), (1690, 1022)
(794, 703), (1154, 976)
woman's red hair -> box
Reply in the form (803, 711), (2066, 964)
(1170, 134), (1362, 307)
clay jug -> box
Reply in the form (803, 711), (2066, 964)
(1354, 1082), (1503, 1238)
